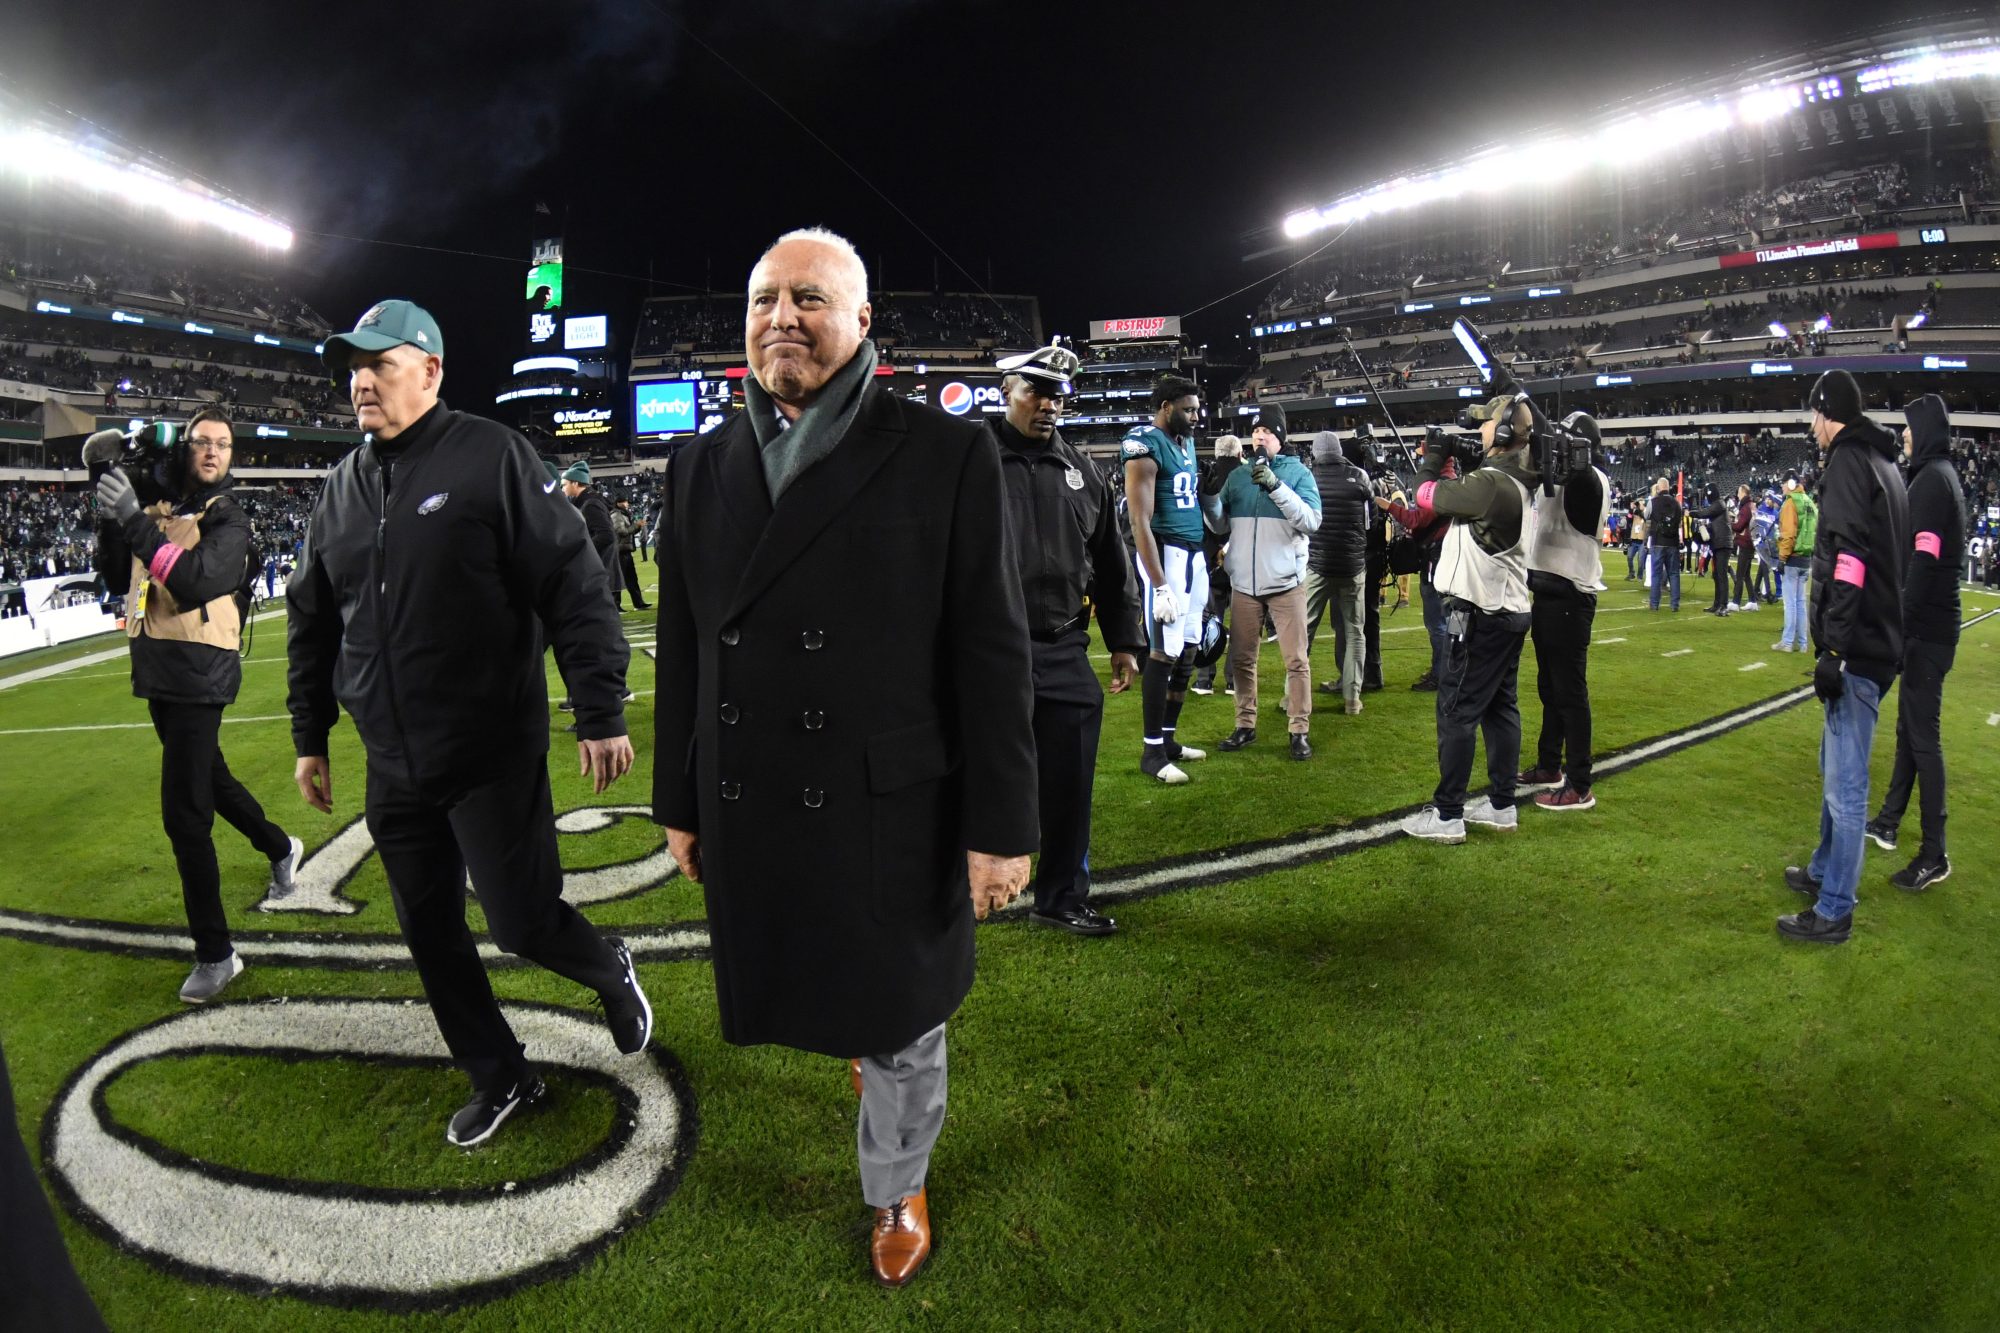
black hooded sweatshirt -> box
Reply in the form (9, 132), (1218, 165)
(1901, 394), (1964, 647)
(1809, 414), (1909, 686)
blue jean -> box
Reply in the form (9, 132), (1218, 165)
(1647, 546), (1680, 609)
(1779, 565), (1808, 649)
(1806, 673), (1884, 921)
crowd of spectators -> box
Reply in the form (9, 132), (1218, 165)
(0, 235), (328, 336)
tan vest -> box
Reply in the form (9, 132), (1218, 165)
(127, 498), (241, 650)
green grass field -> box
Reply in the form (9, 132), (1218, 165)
(3, 554), (1997, 1331)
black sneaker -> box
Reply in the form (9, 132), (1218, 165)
(1289, 734), (1313, 761)
(1863, 820), (1898, 852)
(597, 938), (653, 1055)
(446, 1075), (545, 1148)
(1783, 866), (1821, 898)
(1410, 672), (1438, 692)
(1889, 856), (1950, 894)
(557, 697), (576, 712)
(1028, 905), (1117, 936)
(1139, 747), (1190, 785)
(1777, 907), (1851, 943)
(1362, 680), (1384, 693)
(1218, 728), (1256, 752)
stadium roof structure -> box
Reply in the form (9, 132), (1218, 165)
(0, 79), (293, 250)
(1276, 12), (2000, 243)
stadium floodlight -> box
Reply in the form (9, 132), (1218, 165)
(1768, 322), (1791, 339)
(1907, 311), (1928, 329)
(1857, 45), (2000, 93)
(0, 120), (292, 250)
(1811, 314), (1833, 333)
(1737, 85), (1803, 123)
(1282, 209), (1322, 240)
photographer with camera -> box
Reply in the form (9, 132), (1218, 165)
(91, 409), (303, 1003)
(1401, 394), (1538, 843)
(1516, 412), (1610, 812)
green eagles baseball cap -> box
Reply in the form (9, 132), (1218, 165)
(322, 299), (445, 373)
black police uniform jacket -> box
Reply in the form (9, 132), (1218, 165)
(286, 402), (630, 798)
(651, 385), (1039, 1058)
(96, 474), (251, 707)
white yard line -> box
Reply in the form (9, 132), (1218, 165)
(1739, 661), (1767, 671)
(1663, 648), (1694, 657)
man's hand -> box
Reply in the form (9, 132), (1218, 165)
(1151, 582), (1182, 624)
(95, 467), (141, 525)
(295, 756), (332, 813)
(1249, 459), (1278, 491)
(967, 851), (1030, 921)
(1372, 495), (1393, 511)
(666, 826), (702, 883)
(1107, 651), (1140, 693)
(1813, 652), (1845, 703)
(578, 735), (635, 794)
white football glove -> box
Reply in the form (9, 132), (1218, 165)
(1151, 582), (1182, 624)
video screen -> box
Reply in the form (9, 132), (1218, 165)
(633, 381), (697, 436)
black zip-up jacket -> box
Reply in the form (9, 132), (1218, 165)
(995, 419), (1144, 653)
(286, 401), (630, 797)
(1647, 491), (1684, 548)
(1901, 393), (1963, 646)
(573, 485), (623, 597)
(1307, 432), (1370, 579)
(1809, 415), (1909, 686)
(96, 473), (249, 706)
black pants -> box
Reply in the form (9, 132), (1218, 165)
(1731, 548), (1754, 604)
(617, 549), (649, 608)
(1028, 692), (1103, 914)
(1434, 598), (1530, 818)
(366, 760), (625, 1093)
(1877, 639), (1954, 861)
(1530, 579), (1596, 793)
(0, 1043), (106, 1333)
(1362, 554), (1386, 686)
(149, 700), (289, 963)
(1707, 550), (1729, 613)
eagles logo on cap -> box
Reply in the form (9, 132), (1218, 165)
(995, 339), (1081, 397)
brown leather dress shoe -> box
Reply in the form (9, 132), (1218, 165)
(850, 1058), (863, 1098)
(870, 1188), (931, 1287)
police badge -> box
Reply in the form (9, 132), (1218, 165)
(1065, 467), (1085, 490)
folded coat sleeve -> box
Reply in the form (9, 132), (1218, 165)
(650, 453), (700, 831)
(285, 504), (342, 758)
(496, 437), (630, 741)
(1272, 465), (1321, 534)
(946, 427), (1038, 856)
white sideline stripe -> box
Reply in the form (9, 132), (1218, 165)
(0, 605), (287, 692)
(0, 713), (290, 736)
(1739, 661), (1767, 672)
(1597, 637), (1627, 645)
(1663, 648), (1694, 657)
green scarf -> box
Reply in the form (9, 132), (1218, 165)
(744, 339), (878, 503)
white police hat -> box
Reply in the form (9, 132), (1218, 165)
(995, 340), (1080, 396)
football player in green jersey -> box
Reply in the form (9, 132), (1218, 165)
(1121, 375), (1210, 784)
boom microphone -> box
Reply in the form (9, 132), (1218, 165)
(81, 428), (126, 468)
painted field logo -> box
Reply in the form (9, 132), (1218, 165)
(938, 382), (973, 415)
(43, 999), (697, 1310)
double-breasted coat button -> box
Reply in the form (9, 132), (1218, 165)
(720, 625), (740, 646)
(803, 788), (824, 809)
(802, 629), (825, 650)
(719, 703), (740, 724)
(720, 781), (741, 800)
(803, 709), (825, 730)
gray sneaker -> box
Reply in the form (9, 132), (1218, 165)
(1463, 797), (1520, 831)
(179, 953), (244, 1004)
(265, 835), (304, 904)
(1404, 807), (1467, 844)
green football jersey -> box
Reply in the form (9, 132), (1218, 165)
(1120, 425), (1204, 545)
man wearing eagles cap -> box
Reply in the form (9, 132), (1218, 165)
(994, 342), (1143, 935)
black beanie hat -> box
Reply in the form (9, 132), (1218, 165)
(1249, 402), (1287, 442)
(1808, 370), (1864, 425)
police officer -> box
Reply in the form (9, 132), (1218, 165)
(93, 408), (302, 1004)
(994, 342), (1143, 935)
(287, 300), (651, 1149)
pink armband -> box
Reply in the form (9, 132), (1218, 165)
(1914, 531), (1941, 559)
(1833, 553), (1865, 587)
(1416, 481), (1437, 512)
(147, 544), (183, 584)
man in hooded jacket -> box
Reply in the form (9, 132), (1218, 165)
(1865, 394), (1962, 893)
(1779, 371), (1909, 943)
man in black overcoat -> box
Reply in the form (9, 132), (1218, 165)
(651, 228), (1038, 1288)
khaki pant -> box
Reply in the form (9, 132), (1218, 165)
(1231, 585), (1312, 735)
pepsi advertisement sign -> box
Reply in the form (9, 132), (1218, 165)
(906, 375), (1005, 416)
(633, 381), (697, 436)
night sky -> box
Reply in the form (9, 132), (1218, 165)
(3, 0), (1922, 401)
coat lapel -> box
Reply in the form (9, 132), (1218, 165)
(725, 386), (908, 621)
(711, 414), (774, 529)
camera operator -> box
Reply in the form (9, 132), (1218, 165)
(1686, 486), (1731, 616)
(93, 409), (302, 1003)
(1401, 395), (1537, 843)
(1517, 413), (1610, 812)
